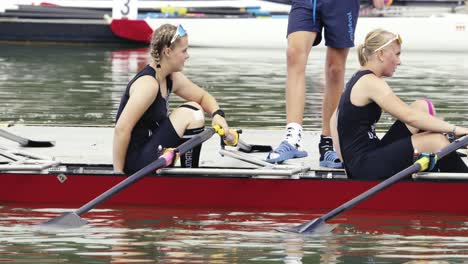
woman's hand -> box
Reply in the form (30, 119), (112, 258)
(212, 117), (237, 146)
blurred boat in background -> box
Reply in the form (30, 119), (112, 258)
(0, 0), (467, 50)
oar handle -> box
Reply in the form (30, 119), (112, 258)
(75, 127), (215, 216)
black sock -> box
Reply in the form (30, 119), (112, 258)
(180, 127), (204, 168)
(318, 135), (334, 157)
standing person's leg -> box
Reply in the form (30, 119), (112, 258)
(286, 32), (315, 127)
(285, 31), (316, 146)
(318, 47), (349, 168)
(318, 0), (360, 168)
(266, 33), (315, 163)
(267, 1), (320, 163)
(322, 48), (349, 137)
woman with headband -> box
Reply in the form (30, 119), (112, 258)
(113, 24), (234, 174)
(331, 28), (468, 179)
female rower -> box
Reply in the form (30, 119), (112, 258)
(331, 28), (468, 180)
(113, 24), (234, 174)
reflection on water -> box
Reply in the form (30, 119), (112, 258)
(0, 204), (467, 263)
(0, 43), (466, 129)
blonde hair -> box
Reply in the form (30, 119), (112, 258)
(357, 28), (398, 66)
(149, 24), (177, 68)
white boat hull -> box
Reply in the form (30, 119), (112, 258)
(6, 1), (467, 50)
(139, 14), (468, 51)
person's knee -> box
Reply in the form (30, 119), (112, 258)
(411, 99), (436, 116)
(171, 102), (205, 129)
(182, 102), (205, 127)
(412, 133), (448, 152)
(325, 63), (345, 81)
(431, 133), (450, 151)
(286, 46), (307, 70)
(182, 101), (202, 111)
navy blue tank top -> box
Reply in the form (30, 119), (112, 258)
(116, 64), (172, 143)
(337, 70), (381, 170)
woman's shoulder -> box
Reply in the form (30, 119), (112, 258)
(358, 73), (387, 89)
(352, 73), (392, 102)
(130, 74), (159, 95)
(169, 71), (186, 81)
(137, 64), (155, 76)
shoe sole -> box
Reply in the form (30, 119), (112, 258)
(266, 152), (308, 163)
(319, 160), (343, 169)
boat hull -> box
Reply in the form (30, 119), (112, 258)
(2, 171), (467, 213)
(0, 19), (140, 44)
(111, 14), (468, 51)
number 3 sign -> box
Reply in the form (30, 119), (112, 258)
(112, 0), (138, 20)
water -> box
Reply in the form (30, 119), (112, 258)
(0, 43), (467, 262)
(1, 203), (467, 263)
(0, 43), (466, 129)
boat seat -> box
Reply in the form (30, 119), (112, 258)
(0, 146), (60, 172)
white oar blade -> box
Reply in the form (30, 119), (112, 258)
(38, 212), (88, 229)
(277, 218), (337, 235)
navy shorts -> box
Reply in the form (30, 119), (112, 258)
(347, 121), (415, 180)
(124, 117), (182, 174)
(287, 0), (360, 48)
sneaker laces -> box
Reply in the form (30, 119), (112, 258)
(285, 127), (303, 149)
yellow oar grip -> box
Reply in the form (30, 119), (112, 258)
(415, 156), (430, 172)
(213, 124), (224, 136)
(212, 125), (239, 146)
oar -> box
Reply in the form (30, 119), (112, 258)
(38, 127), (215, 229)
(213, 125), (272, 153)
(238, 139), (272, 153)
(278, 136), (468, 235)
(0, 128), (55, 147)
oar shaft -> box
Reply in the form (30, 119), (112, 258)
(75, 127), (215, 216)
(0, 128), (54, 147)
(177, 127), (215, 154)
(438, 136), (468, 157)
(322, 136), (467, 222)
(322, 163), (420, 221)
(237, 139), (252, 152)
(0, 129), (28, 145)
(75, 158), (166, 216)
(280, 137), (467, 234)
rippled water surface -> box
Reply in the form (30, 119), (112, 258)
(1, 204), (467, 263)
(0, 43), (466, 129)
(0, 43), (467, 263)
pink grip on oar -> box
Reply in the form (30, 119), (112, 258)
(160, 150), (175, 167)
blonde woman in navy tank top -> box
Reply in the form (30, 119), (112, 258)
(113, 24), (235, 174)
(330, 28), (468, 180)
